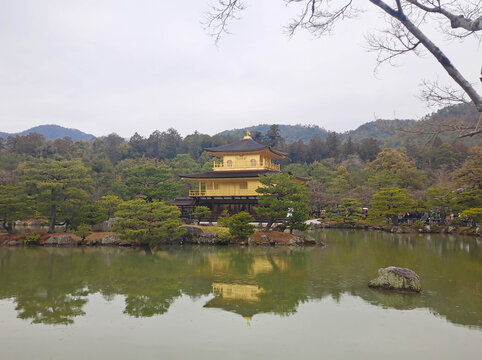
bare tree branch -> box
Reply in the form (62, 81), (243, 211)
(366, 18), (422, 69)
(203, 0), (244, 43)
(205, 0), (482, 135)
(398, 104), (482, 138)
(405, 0), (482, 31)
(368, 0), (482, 111)
(285, 0), (359, 36)
(419, 79), (469, 107)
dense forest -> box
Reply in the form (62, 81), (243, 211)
(0, 103), (481, 237)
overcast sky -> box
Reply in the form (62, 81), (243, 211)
(0, 0), (480, 138)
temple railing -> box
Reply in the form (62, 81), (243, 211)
(213, 161), (280, 171)
(189, 189), (259, 197)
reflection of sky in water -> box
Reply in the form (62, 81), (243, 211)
(1, 293), (480, 360)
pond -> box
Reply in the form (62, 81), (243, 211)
(0, 229), (480, 359)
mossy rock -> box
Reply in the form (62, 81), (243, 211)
(369, 266), (421, 293)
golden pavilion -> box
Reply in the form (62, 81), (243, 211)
(174, 132), (299, 219)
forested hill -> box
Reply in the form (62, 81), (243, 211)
(343, 119), (417, 148)
(217, 124), (331, 143)
(1, 104), (478, 146)
(218, 103), (479, 148)
(0, 125), (95, 141)
(344, 103), (480, 147)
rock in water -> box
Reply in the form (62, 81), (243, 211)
(368, 266), (421, 293)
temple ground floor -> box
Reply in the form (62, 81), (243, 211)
(171, 196), (262, 221)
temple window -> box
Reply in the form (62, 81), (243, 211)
(239, 181), (248, 190)
(250, 159), (257, 166)
(226, 160), (233, 167)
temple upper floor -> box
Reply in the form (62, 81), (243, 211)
(213, 154), (280, 171)
(204, 132), (287, 172)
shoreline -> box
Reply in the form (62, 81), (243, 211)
(309, 220), (481, 237)
(0, 227), (323, 247)
(0, 221), (479, 248)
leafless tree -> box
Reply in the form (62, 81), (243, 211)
(205, 0), (482, 137)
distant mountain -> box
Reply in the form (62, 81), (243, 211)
(342, 119), (416, 147)
(217, 104), (479, 147)
(0, 125), (95, 141)
(217, 124), (331, 143)
(344, 103), (479, 147)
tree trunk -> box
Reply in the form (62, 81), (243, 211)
(390, 215), (399, 226)
(142, 245), (153, 255)
(3, 220), (13, 235)
(369, 0), (482, 112)
(49, 204), (56, 233)
(265, 219), (275, 231)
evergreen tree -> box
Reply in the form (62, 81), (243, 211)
(339, 198), (363, 224)
(369, 187), (413, 225)
(98, 195), (122, 218)
(256, 173), (309, 230)
(20, 160), (93, 232)
(454, 146), (481, 189)
(193, 206), (212, 223)
(227, 211), (255, 240)
(77, 204), (108, 228)
(342, 137), (357, 158)
(366, 148), (426, 189)
(128, 132), (147, 157)
(325, 132), (341, 159)
(124, 166), (181, 202)
(358, 138), (381, 162)
(426, 187), (457, 220)
(0, 185), (33, 234)
(114, 199), (184, 247)
(265, 124), (284, 148)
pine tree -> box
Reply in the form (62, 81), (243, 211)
(339, 198), (363, 224)
(369, 187), (413, 225)
(256, 173), (309, 230)
(20, 160), (93, 232)
(114, 199), (184, 247)
(227, 211), (255, 240)
(0, 185), (33, 234)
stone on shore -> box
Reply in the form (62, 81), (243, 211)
(368, 266), (421, 293)
(93, 217), (121, 232)
(45, 235), (75, 246)
(101, 234), (121, 245)
(6, 240), (21, 247)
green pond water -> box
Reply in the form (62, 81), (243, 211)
(0, 229), (481, 359)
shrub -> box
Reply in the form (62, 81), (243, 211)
(74, 224), (92, 241)
(227, 211), (255, 240)
(461, 208), (482, 227)
(217, 209), (230, 227)
(24, 233), (40, 246)
(193, 206), (211, 223)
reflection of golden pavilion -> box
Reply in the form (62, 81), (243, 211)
(206, 254), (288, 275)
(212, 282), (264, 302)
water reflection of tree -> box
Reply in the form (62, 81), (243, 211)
(15, 292), (87, 325)
(0, 249), (89, 324)
(0, 234), (480, 327)
(308, 230), (481, 327)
